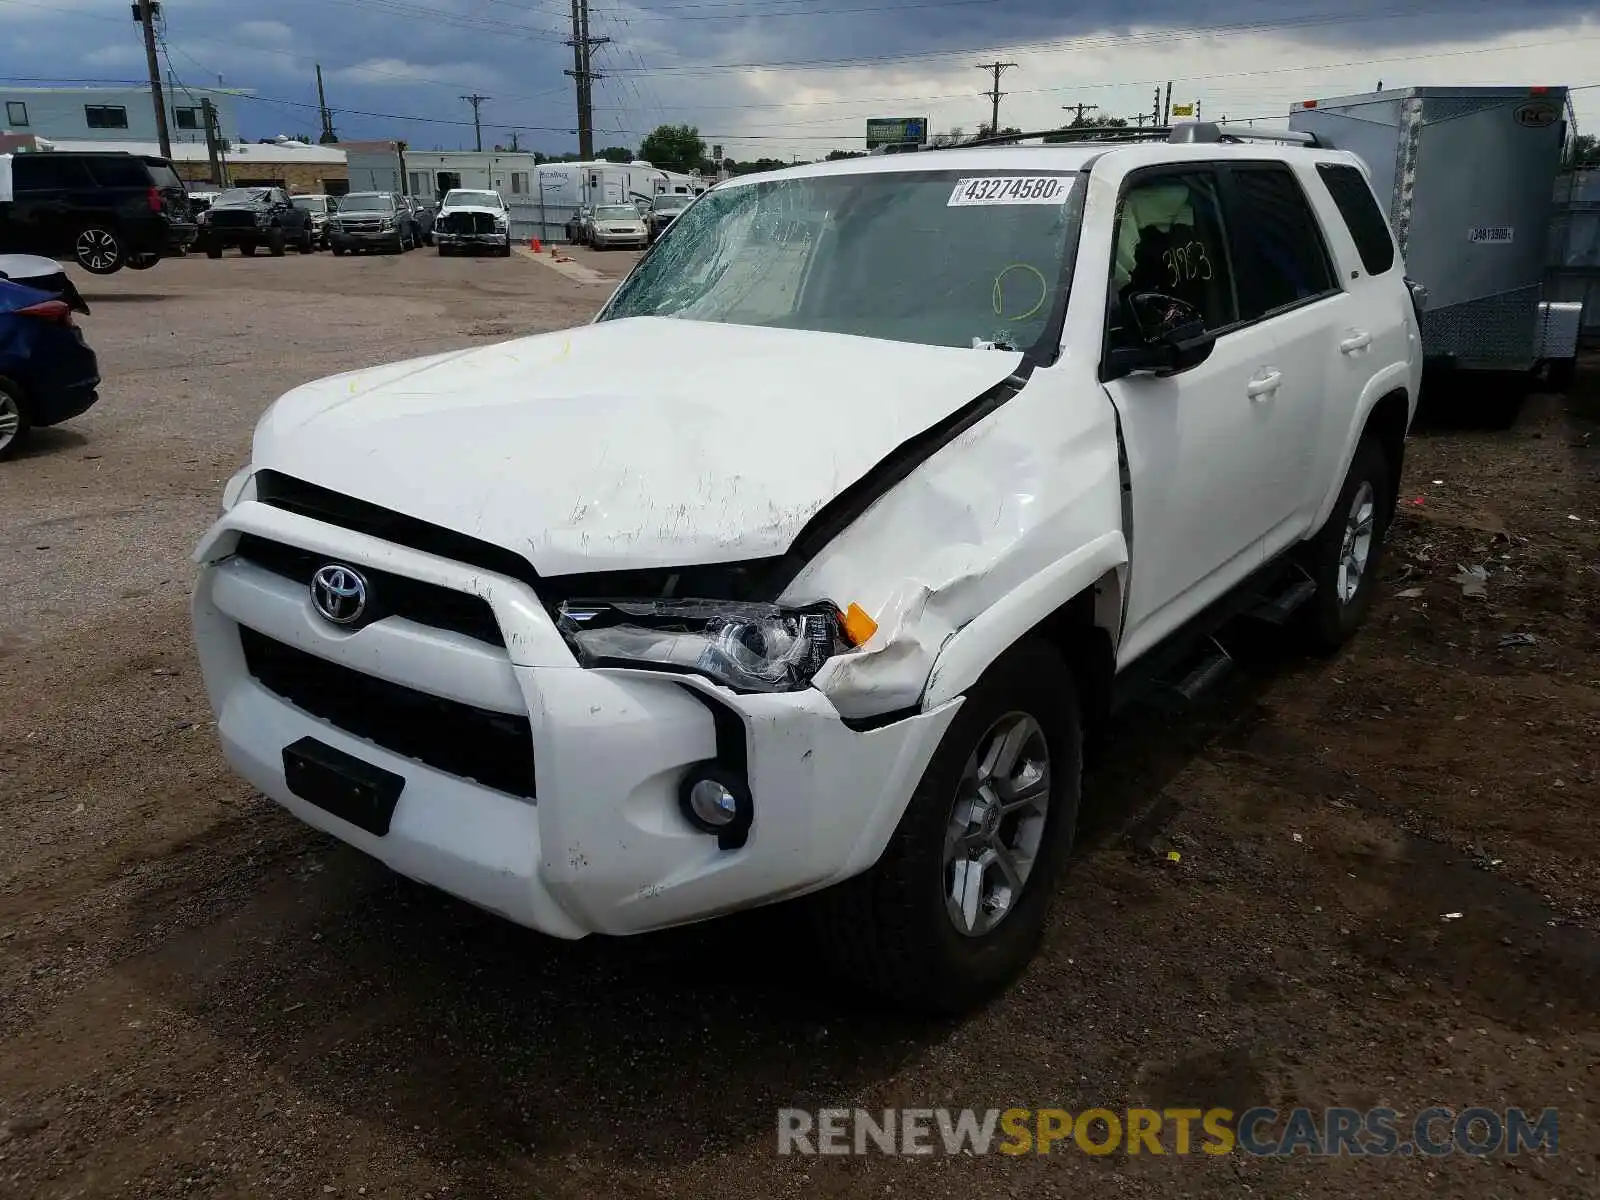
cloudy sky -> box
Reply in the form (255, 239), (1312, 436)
(2, 0), (1596, 159)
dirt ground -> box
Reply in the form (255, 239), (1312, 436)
(0, 248), (1596, 1199)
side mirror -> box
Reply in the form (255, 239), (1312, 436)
(1105, 292), (1217, 379)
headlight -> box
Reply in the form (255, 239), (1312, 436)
(380, 217), (395, 230)
(254, 211), (271, 225)
(220, 466), (255, 514)
(197, 210), (212, 225)
(557, 599), (846, 693)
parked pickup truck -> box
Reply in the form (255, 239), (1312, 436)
(192, 126), (1420, 1013)
(198, 187), (317, 258)
(433, 188), (512, 256)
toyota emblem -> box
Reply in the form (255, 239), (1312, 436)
(310, 563), (370, 625)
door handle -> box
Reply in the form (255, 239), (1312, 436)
(1246, 369), (1283, 400)
(1339, 330), (1373, 354)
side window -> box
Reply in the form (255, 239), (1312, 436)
(13, 156), (94, 191)
(84, 105), (129, 130)
(1108, 170), (1239, 345)
(1316, 163), (1395, 276)
(87, 157), (152, 188)
(1226, 165), (1337, 318)
(174, 107), (200, 130)
(6, 101), (28, 127)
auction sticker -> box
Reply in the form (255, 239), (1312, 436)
(948, 176), (1072, 206)
(1469, 225), (1514, 244)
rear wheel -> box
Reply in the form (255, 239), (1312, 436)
(1299, 436), (1391, 653)
(0, 378), (32, 461)
(74, 225), (125, 275)
(811, 640), (1082, 1013)
(268, 228), (287, 256)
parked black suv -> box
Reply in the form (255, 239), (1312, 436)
(0, 151), (197, 275)
(197, 187), (317, 257)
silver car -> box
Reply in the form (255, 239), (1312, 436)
(588, 204), (648, 249)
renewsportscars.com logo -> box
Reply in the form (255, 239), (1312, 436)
(777, 1107), (1561, 1158)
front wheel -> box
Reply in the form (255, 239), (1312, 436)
(1299, 436), (1391, 653)
(331, 244), (346, 257)
(204, 241), (223, 260)
(810, 640), (1082, 1013)
(267, 228), (287, 256)
(299, 228), (316, 253)
(74, 225), (125, 275)
(240, 242), (256, 257)
(0, 377), (32, 460)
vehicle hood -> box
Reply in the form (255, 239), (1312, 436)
(440, 204), (504, 216)
(251, 317), (1024, 576)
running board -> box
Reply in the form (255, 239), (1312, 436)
(1165, 637), (1234, 704)
(1246, 566), (1317, 626)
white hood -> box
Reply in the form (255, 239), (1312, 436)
(251, 317), (1023, 576)
(440, 204), (504, 216)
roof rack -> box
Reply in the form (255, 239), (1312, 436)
(931, 121), (1322, 151)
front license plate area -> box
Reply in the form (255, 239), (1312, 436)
(283, 737), (404, 836)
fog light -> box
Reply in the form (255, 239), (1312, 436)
(688, 778), (738, 827)
(678, 764), (753, 849)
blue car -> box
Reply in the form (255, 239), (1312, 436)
(0, 275), (100, 460)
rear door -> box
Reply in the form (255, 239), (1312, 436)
(1216, 161), (1348, 553)
(1101, 166), (1283, 661)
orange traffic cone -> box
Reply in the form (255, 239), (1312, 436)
(531, 237), (541, 252)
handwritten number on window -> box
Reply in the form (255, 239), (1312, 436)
(1161, 241), (1214, 288)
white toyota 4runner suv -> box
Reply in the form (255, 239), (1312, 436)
(193, 126), (1420, 1012)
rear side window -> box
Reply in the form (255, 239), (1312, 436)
(12, 155), (94, 191)
(1226, 165), (1337, 319)
(143, 160), (183, 189)
(1316, 163), (1395, 275)
(87, 157), (154, 188)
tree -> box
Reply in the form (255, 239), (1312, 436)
(826, 149), (866, 160)
(929, 126), (965, 148)
(598, 145), (634, 163)
(638, 124), (706, 174)
(970, 124), (1022, 143)
(1043, 113), (1129, 143)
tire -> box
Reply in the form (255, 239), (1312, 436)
(125, 252), (160, 271)
(331, 245), (346, 257)
(810, 639), (1083, 1014)
(499, 241), (512, 257)
(1545, 357), (1577, 392)
(1298, 436), (1391, 654)
(240, 242), (256, 257)
(205, 242), (223, 260)
(0, 377), (31, 461)
(74, 225), (125, 275)
(268, 228), (287, 257)
(299, 228), (315, 253)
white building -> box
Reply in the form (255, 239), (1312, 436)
(0, 85), (246, 146)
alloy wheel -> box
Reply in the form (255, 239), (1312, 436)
(942, 712), (1052, 938)
(1336, 481), (1376, 605)
(0, 391), (23, 455)
(76, 228), (120, 272)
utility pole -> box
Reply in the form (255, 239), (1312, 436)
(565, 0), (609, 160)
(200, 97), (224, 185)
(1164, 81), (1173, 126)
(461, 93), (489, 152)
(976, 61), (1016, 137)
(1154, 86), (1162, 125)
(508, 130), (521, 152)
(134, 0), (172, 160)
(315, 64), (337, 144)
(1061, 102), (1099, 127)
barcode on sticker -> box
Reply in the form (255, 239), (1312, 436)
(1469, 225), (1514, 244)
(948, 176), (1071, 206)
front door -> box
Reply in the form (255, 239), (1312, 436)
(1101, 167), (1284, 665)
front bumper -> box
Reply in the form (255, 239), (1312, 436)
(435, 230), (509, 247)
(191, 500), (958, 939)
(591, 230), (647, 247)
(331, 228), (400, 247)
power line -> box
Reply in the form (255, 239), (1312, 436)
(976, 61), (1016, 136)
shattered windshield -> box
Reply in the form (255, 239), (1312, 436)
(213, 188), (272, 206)
(600, 169), (1084, 353)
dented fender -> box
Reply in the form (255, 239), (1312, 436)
(787, 371), (1126, 719)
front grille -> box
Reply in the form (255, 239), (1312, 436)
(338, 216), (384, 230)
(440, 212), (497, 235)
(240, 626), (535, 798)
(209, 210), (258, 229)
(233, 533), (504, 647)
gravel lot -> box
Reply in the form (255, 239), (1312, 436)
(0, 249), (1596, 1199)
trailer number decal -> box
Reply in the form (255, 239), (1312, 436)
(948, 177), (1072, 206)
(1468, 226), (1514, 244)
